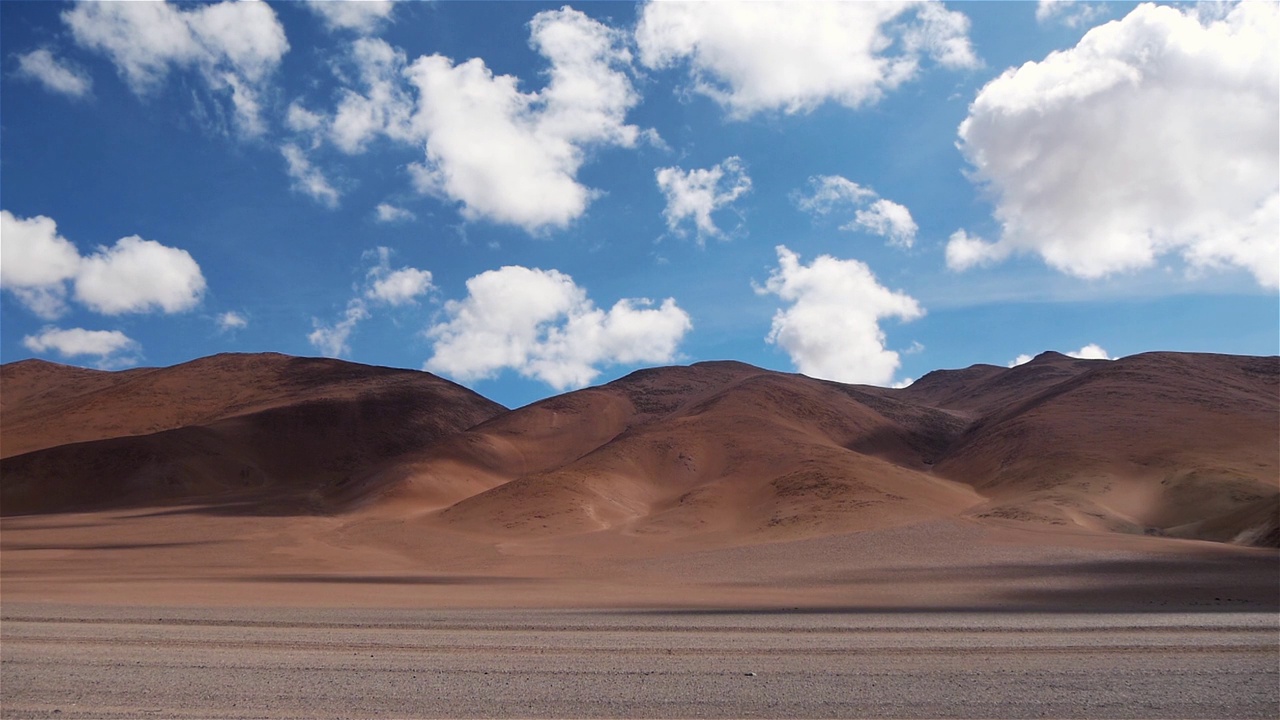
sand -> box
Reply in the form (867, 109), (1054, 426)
(3, 605), (1276, 719)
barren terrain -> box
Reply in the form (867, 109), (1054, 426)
(1, 351), (1277, 717)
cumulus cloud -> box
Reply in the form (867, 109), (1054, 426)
(74, 236), (207, 315)
(756, 246), (923, 386)
(425, 266), (692, 390)
(308, 247), (433, 357)
(363, 246), (433, 305)
(944, 229), (1007, 271)
(635, 1), (978, 118)
(62, 0), (288, 135)
(655, 156), (751, 242)
(0, 210), (83, 318)
(22, 326), (140, 368)
(795, 176), (918, 248)
(1009, 343), (1114, 367)
(330, 39), (416, 153)
(957, 2), (1279, 288)
(281, 144), (340, 207)
(1, 210), (205, 319)
(216, 311), (248, 332)
(306, 0), (396, 34)
(375, 203), (416, 223)
(14, 48), (92, 98)
(404, 7), (641, 232)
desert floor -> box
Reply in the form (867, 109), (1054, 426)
(2, 511), (1277, 718)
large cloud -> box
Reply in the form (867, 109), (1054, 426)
(74, 237), (207, 315)
(403, 7), (641, 233)
(635, 1), (977, 118)
(952, 2), (1279, 288)
(795, 176), (918, 248)
(425, 266), (692, 390)
(22, 326), (140, 368)
(757, 246), (923, 386)
(0, 210), (205, 319)
(655, 156), (752, 242)
(62, 0), (288, 135)
(14, 49), (92, 98)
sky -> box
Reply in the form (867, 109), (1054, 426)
(1, 0), (1276, 409)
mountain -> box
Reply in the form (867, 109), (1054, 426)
(0, 354), (506, 514)
(1, 351), (1276, 548)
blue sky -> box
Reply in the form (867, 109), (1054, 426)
(2, 0), (1276, 409)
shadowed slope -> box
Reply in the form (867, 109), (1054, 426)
(0, 354), (505, 515)
(934, 352), (1280, 545)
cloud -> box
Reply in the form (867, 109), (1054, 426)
(404, 7), (641, 232)
(309, 247), (434, 357)
(756, 245), (923, 386)
(1036, 0), (1104, 28)
(330, 39), (416, 153)
(62, 0), (288, 135)
(635, 1), (977, 118)
(308, 300), (370, 358)
(306, 0), (396, 34)
(944, 229), (1007, 271)
(22, 326), (140, 368)
(1, 210), (205, 319)
(655, 156), (751, 242)
(375, 203), (416, 223)
(0, 210), (83, 319)
(14, 48), (92, 98)
(795, 176), (918, 248)
(74, 236), (207, 315)
(363, 247), (433, 305)
(957, 2), (1279, 288)
(1009, 343), (1114, 367)
(425, 265), (692, 390)
(216, 311), (248, 332)
(281, 144), (340, 207)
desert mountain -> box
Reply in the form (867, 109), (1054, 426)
(0, 354), (506, 514)
(1, 351), (1276, 548)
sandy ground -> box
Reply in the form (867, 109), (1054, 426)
(2, 604), (1276, 719)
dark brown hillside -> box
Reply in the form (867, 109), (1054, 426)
(0, 354), (505, 515)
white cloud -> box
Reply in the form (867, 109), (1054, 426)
(944, 229), (1008, 271)
(425, 266), (691, 390)
(14, 48), (92, 98)
(216, 311), (248, 332)
(404, 7), (641, 232)
(1009, 343), (1114, 367)
(375, 203), (416, 223)
(756, 246), (923, 386)
(308, 300), (370, 358)
(655, 156), (752, 242)
(795, 176), (917, 248)
(0, 210), (82, 319)
(891, 377), (915, 389)
(62, 0), (288, 135)
(74, 236), (206, 315)
(281, 144), (340, 207)
(286, 101), (325, 134)
(635, 1), (977, 118)
(1, 210), (205, 319)
(306, 0), (396, 34)
(330, 38), (416, 153)
(308, 248), (434, 356)
(23, 326), (140, 367)
(958, 2), (1279, 288)
(1036, 0), (1104, 28)
(363, 246), (433, 305)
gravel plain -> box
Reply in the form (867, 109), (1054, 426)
(3, 604), (1277, 719)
